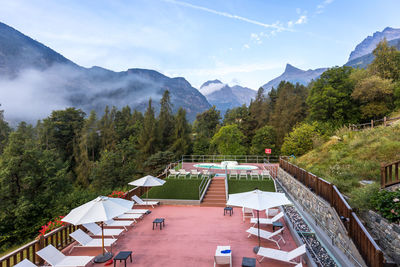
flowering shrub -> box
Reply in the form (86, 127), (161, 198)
(108, 191), (128, 199)
(371, 189), (400, 223)
(38, 216), (66, 236)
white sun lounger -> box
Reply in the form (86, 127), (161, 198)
(36, 244), (94, 267)
(178, 169), (189, 178)
(246, 227), (286, 249)
(132, 195), (159, 208)
(242, 207), (254, 222)
(250, 212), (284, 226)
(125, 208), (149, 214)
(169, 169), (179, 178)
(83, 223), (124, 238)
(115, 213), (143, 222)
(14, 259), (37, 267)
(69, 229), (116, 252)
(104, 219), (135, 230)
(257, 244), (306, 264)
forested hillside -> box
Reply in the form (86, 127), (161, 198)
(1, 39), (400, 253)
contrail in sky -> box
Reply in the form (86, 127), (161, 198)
(163, 0), (287, 31)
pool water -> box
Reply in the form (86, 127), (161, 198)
(193, 163), (258, 170)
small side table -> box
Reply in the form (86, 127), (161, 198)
(153, 218), (165, 230)
(242, 257), (256, 267)
(272, 221), (284, 232)
(224, 207), (233, 216)
(114, 251), (132, 267)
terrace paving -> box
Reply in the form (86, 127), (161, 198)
(66, 205), (305, 267)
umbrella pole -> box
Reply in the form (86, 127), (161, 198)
(101, 222), (105, 255)
(253, 210), (261, 254)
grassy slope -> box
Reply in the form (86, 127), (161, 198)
(293, 123), (400, 195)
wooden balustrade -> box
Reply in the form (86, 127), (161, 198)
(279, 158), (384, 267)
(0, 224), (78, 267)
(381, 160), (400, 188)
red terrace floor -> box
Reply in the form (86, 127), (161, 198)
(65, 205), (306, 267)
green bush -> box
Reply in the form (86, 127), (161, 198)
(146, 178), (202, 200)
(371, 189), (400, 223)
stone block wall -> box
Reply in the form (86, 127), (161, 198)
(361, 210), (400, 264)
(277, 167), (366, 266)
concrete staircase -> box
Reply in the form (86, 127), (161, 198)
(201, 176), (226, 207)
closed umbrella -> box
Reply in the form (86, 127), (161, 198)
(62, 196), (134, 262)
(128, 175), (166, 199)
(226, 189), (291, 253)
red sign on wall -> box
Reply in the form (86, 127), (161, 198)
(265, 148), (272, 154)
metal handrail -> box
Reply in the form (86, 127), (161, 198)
(224, 166), (229, 201)
(198, 166), (213, 200)
(182, 155), (280, 164)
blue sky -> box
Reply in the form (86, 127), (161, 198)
(1, 0), (400, 89)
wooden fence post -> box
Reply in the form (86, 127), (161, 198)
(384, 116), (387, 126)
(35, 235), (44, 264)
(380, 163), (386, 188)
(371, 120), (374, 128)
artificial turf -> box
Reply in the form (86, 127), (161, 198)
(145, 178), (202, 200)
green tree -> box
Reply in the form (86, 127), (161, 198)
(193, 106), (221, 139)
(351, 74), (395, 119)
(138, 99), (158, 158)
(98, 106), (117, 150)
(248, 87), (268, 130)
(0, 106), (10, 154)
(158, 90), (174, 149)
(250, 126), (276, 155)
(307, 66), (359, 125)
(369, 39), (400, 81)
(170, 108), (191, 157)
(270, 81), (308, 147)
(280, 122), (321, 156)
(115, 106), (135, 142)
(210, 124), (246, 155)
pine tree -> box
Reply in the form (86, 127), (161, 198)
(171, 108), (191, 157)
(158, 90), (174, 149)
(98, 106), (117, 150)
(138, 99), (158, 158)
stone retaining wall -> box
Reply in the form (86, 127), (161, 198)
(361, 210), (400, 264)
(277, 167), (366, 266)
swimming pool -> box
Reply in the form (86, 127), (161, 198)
(193, 163), (258, 170)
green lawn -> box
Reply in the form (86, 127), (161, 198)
(146, 178), (202, 200)
(228, 179), (275, 194)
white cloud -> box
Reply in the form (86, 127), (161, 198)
(199, 82), (226, 95)
(295, 15), (307, 25)
(243, 44), (250, 49)
(316, 0), (334, 14)
(163, 0), (287, 31)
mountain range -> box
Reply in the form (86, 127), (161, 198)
(0, 21), (399, 123)
(199, 80), (256, 115)
(0, 22), (210, 122)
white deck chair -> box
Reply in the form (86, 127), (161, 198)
(83, 223), (124, 238)
(250, 212), (284, 227)
(202, 170), (211, 178)
(104, 219), (135, 230)
(250, 170), (260, 180)
(214, 245), (232, 267)
(239, 170), (248, 179)
(169, 169), (179, 178)
(190, 169), (200, 178)
(125, 208), (149, 214)
(261, 170), (271, 179)
(266, 208), (279, 218)
(229, 170), (238, 179)
(246, 227), (286, 249)
(132, 195), (159, 208)
(69, 229), (116, 252)
(178, 169), (189, 178)
(242, 207), (254, 222)
(36, 244), (94, 267)
(257, 244), (306, 264)
(115, 213), (143, 222)
(14, 259), (37, 267)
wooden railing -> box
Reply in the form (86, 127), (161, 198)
(381, 160), (400, 188)
(349, 116), (400, 131)
(0, 224), (78, 267)
(279, 158), (384, 267)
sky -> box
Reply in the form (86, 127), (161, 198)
(1, 0), (400, 89)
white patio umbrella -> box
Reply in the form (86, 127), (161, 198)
(128, 175), (166, 199)
(62, 196), (134, 262)
(226, 189), (291, 253)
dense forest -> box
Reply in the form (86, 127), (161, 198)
(0, 40), (399, 253)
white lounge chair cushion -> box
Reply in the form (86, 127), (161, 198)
(14, 259), (37, 267)
(105, 219), (134, 227)
(250, 212), (284, 224)
(125, 209), (149, 214)
(116, 213), (142, 220)
(132, 195), (159, 205)
(246, 227), (283, 239)
(257, 244), (306, 263)
(70, 229), (116, 247)
(36, 244), (94, 267)
(83, 223), (124, 237)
